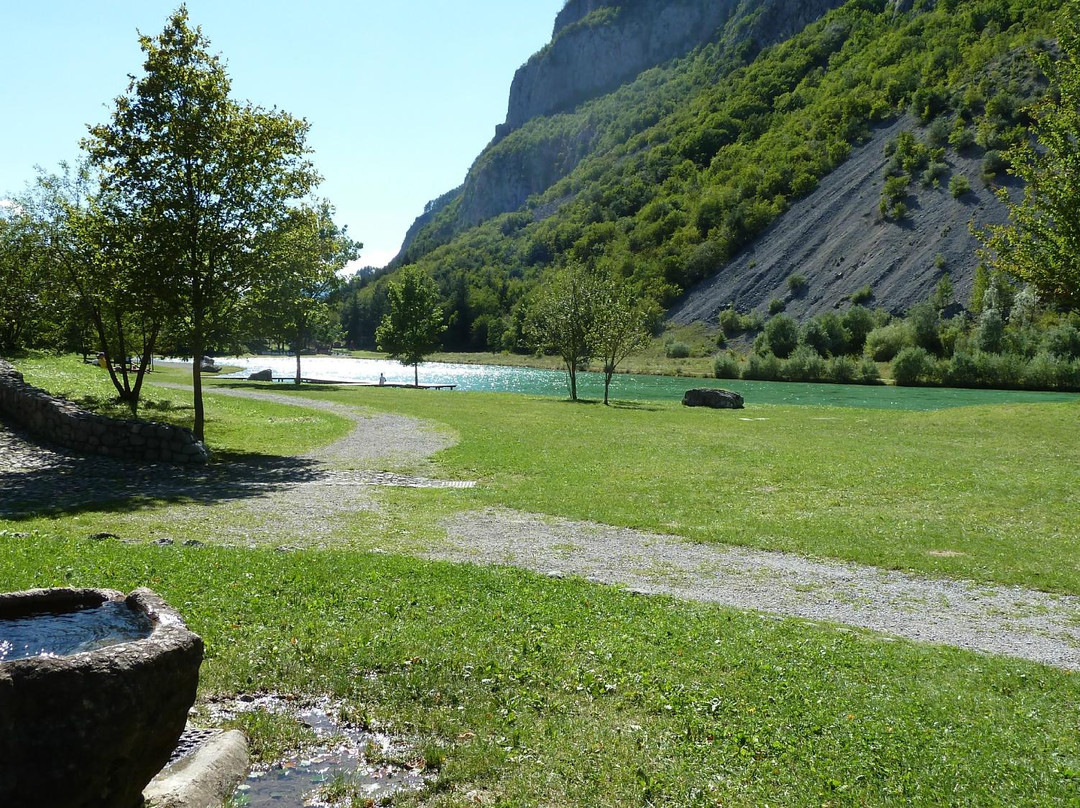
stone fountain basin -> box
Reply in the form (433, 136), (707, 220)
(0, 587), (204, 808)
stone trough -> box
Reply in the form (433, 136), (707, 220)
(0, 587), (204, 808)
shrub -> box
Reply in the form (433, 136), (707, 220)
(786, 274), (809, 296)
(783, 345), (828, 382)
(801, 312), (850, 357)
(949, 174), (971, 198)
(666, 341), (691, 359)
(920, 161), (948, 188)
(943, 352), (979, 387)
(905, 301), (941, 354)
(857, 358), (882, 384)
(828, 355), (858, 384)
(763, 314), (799, 358)
(850, 285), (873, 305)
(865, 322), (911, 362)
(982, 150), (1008, 184)
(948, 124), (975, 151)
(1042, 324), (1080, 360)
(718, 306), (763, 336)
(768, 297), (786, 315)
(742, 352), (782, 381)
(713, 353), (741, 379)
(842, 305), (876, 354)
(892, 346), (934, 385)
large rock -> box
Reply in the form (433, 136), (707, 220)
(682, 388), (744, 409)
(248, 368), (274, 382)
(0, 588), (203, 808)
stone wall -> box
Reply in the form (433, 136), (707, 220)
(0, 360), (208, 465)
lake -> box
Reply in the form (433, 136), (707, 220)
(198, 355), (1079, 411)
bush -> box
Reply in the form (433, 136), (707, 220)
(666, 341), (691, 359)
(783, 345), (828, 382)
(842, 305), (876, 354)
(857, 358), (882, 384)
(850, 285), (873, 305)
(943, 352), (979, 387)
(768, 297), (786, 315)
(973, 351), (1026, 388)
(763, 314), (799, 358)
(905, 301), (941, 354)
(713, 353), (741, 379)
(828, 355), (858, 384)
(742, 352), (782, 381)
(891, 346), (934, 385)
(786, 274), (809, 296)
(949, 174), (971, 198)
(865, 322), (911, 362)
(1042, 323), (1080, 360)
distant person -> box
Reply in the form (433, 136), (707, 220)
(378, 372), (386, 386)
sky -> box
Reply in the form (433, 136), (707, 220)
(0, 1), (566, 269)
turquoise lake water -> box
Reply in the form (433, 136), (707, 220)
(206, 356), (1079, 411)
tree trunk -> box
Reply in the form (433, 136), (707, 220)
(191, 333), (205, 444)
(294, 347), (302, 385)
(413, 363), (419, 387)
(604, 370), (613, 405)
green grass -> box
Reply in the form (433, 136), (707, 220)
(6, 357), (1080, 805)
(265, 386), (1080, 596)
(2, 534), (1079, 807)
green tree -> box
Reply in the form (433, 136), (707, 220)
(84, 6), (319, 440)
(252, 203), (360, 384)
(527, 264), (602, 401)
(21, 163), (163, 410)
(0, 202), (58, 352)
(375, 266), (446, 386)
(981, 6), (1080, 308)
(593, 277), (653, 405)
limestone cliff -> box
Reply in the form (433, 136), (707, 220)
(503, 0), (851, 135)
(397, 0), (848, 262)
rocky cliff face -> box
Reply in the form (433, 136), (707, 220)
(398, 0), (849, 260)
(500, 0), (849, 136)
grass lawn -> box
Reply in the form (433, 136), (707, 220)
(261, 385), (1080, 596)
(3, 355), (1080, 806)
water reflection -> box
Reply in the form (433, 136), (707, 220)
(0, 600), (152, 661)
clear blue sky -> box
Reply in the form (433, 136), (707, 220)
(0, 1), (565, 269)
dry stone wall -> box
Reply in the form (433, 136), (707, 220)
(0, 360), (208, 465)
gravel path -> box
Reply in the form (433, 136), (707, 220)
(434, 508), (1080, 669)
(4, 383), (1079, 668)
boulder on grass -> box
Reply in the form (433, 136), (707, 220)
(682, 388), (744, 409)
(248, 369), (273, 382)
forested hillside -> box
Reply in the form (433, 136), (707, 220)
(341, 0), (1061, 352)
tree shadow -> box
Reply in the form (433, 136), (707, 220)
(609, 401), (662, 412)
(0, 422), (324, 520)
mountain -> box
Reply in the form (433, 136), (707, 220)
(343, 0), (1061, 353)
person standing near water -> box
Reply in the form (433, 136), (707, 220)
(378, 372), (386, 385)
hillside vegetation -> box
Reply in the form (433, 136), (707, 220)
(342, 0), (1061, 353)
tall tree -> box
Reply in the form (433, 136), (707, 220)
(252, 202), (360, 383)
(83, 6), (319, 440)
(375, 266), (446, 386)
(981, 5), (1080, 308)
(527, 264), (602, 401)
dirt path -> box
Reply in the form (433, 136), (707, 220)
(4, 384), (1078, 669)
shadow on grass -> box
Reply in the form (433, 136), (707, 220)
(0, 421), (324, 520)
